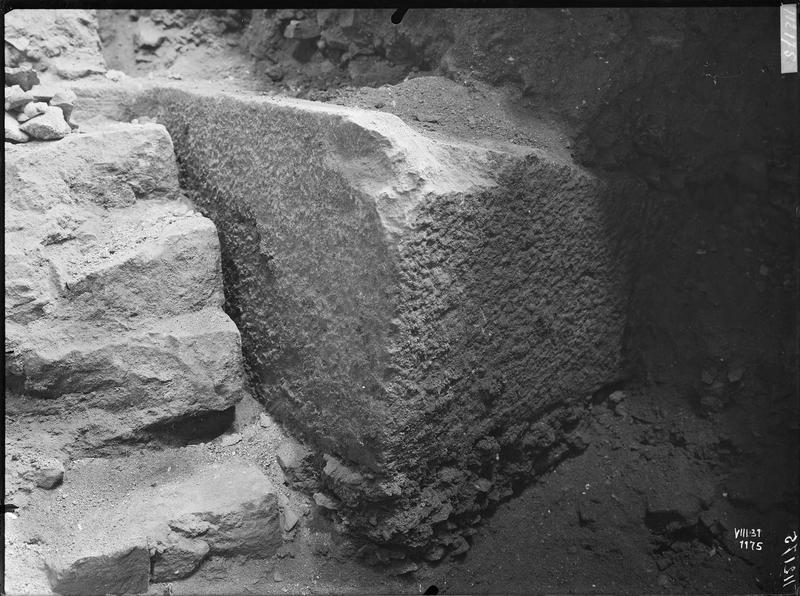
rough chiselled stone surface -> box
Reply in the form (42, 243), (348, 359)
(276, 440), (316, 489)
(151, 533), (210, 582)
(71, 80), (631, 552)
(46, 546), (151, 596)
(43, 455), (280, 594)
(4, 123), (245, 459)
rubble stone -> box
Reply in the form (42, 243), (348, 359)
(17, 101), (48, 123)
(28, 458), (65, 489)
(18, 106), (71, 140)
(4, 66), (40, 91)
(4, 9), (107, 79)
(313, 492), (340, 510)
(5, 111), (29, 143)
(276, 441), (316, 487)
(284, 19), (321, 39)
(49, 88), (78, 122)
(148, 461), (281, 556)
(135, 18), (168, 49)
(30, 85), (57, 103)
(281, 508), (300, 531)
(151, 534), (210, 582)
(5, 85), (34, 111)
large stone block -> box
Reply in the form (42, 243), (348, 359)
(7, 309), (243, 417)
(72, 81), (630, 550)
(4, 123), (180, 216)
(43, 454), (281, 594)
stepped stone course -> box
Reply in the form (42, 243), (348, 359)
(4, 123), (246, 471)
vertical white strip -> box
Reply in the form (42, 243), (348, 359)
(780, 3), (798, 74)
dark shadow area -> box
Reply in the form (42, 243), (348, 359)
(138, 406), (236, 447)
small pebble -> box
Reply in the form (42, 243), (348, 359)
(281, 508), (300, 532)
(105, 69), (126, 82)
(608, 390), (625, 404)
(221, 433), (242, 447)
(727, 366), (744, 383)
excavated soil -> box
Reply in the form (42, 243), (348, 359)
(5, 7), (799, 596)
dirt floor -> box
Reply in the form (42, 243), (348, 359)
(5, 7), (799, 596)
(9, 382), (794, 594)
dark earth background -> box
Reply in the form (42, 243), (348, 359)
(7, 7), (799, 594)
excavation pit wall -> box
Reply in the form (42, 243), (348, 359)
(72, 80), (632, 556)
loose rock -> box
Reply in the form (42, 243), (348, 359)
(5, 111), (29, 143)
(135, 18), (168, 49)
(168, 516), (214, 538)
(387, 561), (418, 576)
(220, 433), (242, 447)
(473, 478), (493, 493)
(4, 10), (107, 78)
(700, 369), (715, 385)
(105, 69), (127, 82)
(727, 366), (744, 383)
(18, 100), (47, 123)
(49, 88), (78, 122)
(5, 85), (34, 111)
(276, 441), (316, 486)
(424, 545), (446, 562)
(313, 492), (340, 510)
(414, 112), (440, 124)
(151, 534), (210, 582)
(284, 19), (321, 39)
(30, 85), (56, 103)
(608, 390), (626, 405)
(281, 508), (300, 532)
(19, 106), (71, 140)
(450, 535), (470, 556)
(30, 458), (65, 489)
(700, 395), (724, 413)
(276, 544), (296, 559)
(5, 66), (40, 91)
